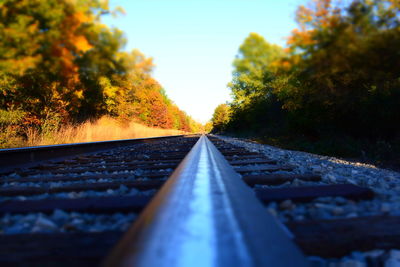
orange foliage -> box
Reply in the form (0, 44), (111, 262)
(22, 115), (41, 126)
(72, 35), (93, 53)
(288, 0), (342, 52)
(0, 0), (201, 148)
(287, 28), (316, 46)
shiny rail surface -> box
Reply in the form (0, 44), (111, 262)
(104, 135), (309, 267)
(0, 135), (187, 173)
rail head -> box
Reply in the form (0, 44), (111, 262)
(104, 135), (309, 267)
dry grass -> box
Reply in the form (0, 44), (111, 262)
(26, 116), (185, 147)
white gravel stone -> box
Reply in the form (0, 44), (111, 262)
(31, 216), (58, 232)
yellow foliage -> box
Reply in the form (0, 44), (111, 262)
(74, 89), (84, 99)
(72, 35), (93, 53)
(4, 56), (41, 75)
(99, 76), (118, 98)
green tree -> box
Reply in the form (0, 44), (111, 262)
(211, 104), (231, 132)
(226, 33), (287, 134)
(229, 33), (284, 107)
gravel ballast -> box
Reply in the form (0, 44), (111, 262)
(0, 137), (196, 235)
(217, 135), (400, 220)
(0, 210), (136, 234)
(216, 135), (400, 266)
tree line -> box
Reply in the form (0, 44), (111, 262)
(0, 0), (201, 147)
(213, 0), (400, 161)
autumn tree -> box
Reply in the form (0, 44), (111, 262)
(0, 0), (116, 126)
(204, 121), (213, 133)
(276, 0), (400, 138)
(0, 0), (201, 146)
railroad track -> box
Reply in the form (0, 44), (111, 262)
(0, 134), (399, 266)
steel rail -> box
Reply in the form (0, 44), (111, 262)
(0, 134), (192, 173)
(103, 135), (309, 267)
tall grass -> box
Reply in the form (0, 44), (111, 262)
(19, 116), (185, 148)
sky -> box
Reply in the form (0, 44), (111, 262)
(102, 0), (303, 123)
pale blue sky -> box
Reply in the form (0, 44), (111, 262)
(102, 0), (304, 123)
